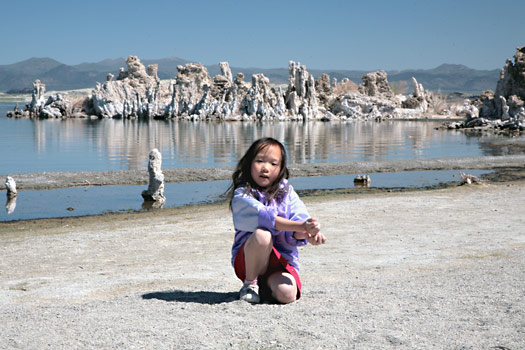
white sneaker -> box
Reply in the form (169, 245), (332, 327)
(239, 283), (260, 303)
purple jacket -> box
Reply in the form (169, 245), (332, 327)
(231, 179), (309, 270)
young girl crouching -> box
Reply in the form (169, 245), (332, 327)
(229, 137), (327, 304)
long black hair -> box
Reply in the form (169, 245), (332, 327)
(228, 137), (289, 209)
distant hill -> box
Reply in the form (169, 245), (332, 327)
(0, 57), (192, 92)
(386, 64), (500, 94)
(0, 57), (500, 94)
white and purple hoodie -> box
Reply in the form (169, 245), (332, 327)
(231, 179), (310, 270)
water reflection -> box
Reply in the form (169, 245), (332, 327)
(5, 195), (16, 214)
(1, 99), (525, 175)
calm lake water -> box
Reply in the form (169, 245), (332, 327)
(1, 100), (523, 221)
(1, 101), (522, 175)
(0, 169), (491, 221)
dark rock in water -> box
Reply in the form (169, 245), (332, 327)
(354, 175), (371, 187)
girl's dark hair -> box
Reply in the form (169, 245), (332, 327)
(228, 137), (289, 209)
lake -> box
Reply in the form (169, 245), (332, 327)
(1, 100), (523, 221)
(1, 101), (521, 175)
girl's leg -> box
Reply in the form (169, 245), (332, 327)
(266, 271), (297, 304)
(243, 228), (273, 280)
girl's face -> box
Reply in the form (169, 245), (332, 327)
(250, 144), (282, 189)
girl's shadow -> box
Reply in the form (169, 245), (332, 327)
(142, 290), (238, 304)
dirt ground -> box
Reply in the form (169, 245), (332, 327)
(0, 177), (524, 349)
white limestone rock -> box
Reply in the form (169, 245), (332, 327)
(358, 70), (395, 99)
(400, 77), (431, 113)
(79, 56), (439, 121)
(5, 176), (17, 197)
(478, 47), (525, 119)
(91, 56), (166, 118)
(141, 149), (166, 204)
(30, 80), (47, 116)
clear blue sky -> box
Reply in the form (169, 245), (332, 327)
(2, 0), (523, 70)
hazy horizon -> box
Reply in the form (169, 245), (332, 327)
(1, 0), (523, 71)
(0, 56), (503, 73)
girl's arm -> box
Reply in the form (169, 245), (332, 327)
(278, 216), (326, 245)
(275, 217), (321, 238)
(232, 187), (277, 233)
(275, 216), (306, 233)
(275, 217), (326, 245)
(280, 186), (326, 245)
(293, 218), (327, 245)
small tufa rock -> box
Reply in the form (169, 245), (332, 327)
(141, 148), (166, 204)
(459, 172), (483, 185)
(354, 175), (371, 187)
(5, 176), (17, 197)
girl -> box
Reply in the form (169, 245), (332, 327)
(229, 137), (327, 304)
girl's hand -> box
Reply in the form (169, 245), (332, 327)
(302, 218), (320, 236)
(307, 232), (327, 246)
(302, 218), (326, 245)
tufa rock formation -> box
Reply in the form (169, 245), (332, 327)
(402, 77), (431, 112)
(495, 46), (525, 102)
(91, 56), (162, 118)
(31, 80), (46, 116)
(141, 148), (166, 206)
(4, 177), (17, 214)
(5, 176), (17, 198)
(8, 55), (440, 121)
(445, 46), (525, 133)
(6, 79), (86, 119)
(479, 46), (525, 120)
(358, 70), (394, 98)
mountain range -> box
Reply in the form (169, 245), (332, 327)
(0, 57), (500, 95)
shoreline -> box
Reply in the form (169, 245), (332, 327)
(1, 155), (524, 224)
(1, 181), (523, 348)
(3, 155), (525, 190)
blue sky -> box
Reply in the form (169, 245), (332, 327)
(1, 0), (523, 70)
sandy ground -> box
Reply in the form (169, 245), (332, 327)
(0, 180), (524, 349)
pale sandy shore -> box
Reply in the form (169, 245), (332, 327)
(0, 180), (524, 349)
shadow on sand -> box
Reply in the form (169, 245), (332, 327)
(142, 290), (238, 304)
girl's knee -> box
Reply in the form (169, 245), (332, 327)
(252, 228), (273, 247)
(268, 272), (298, 304)
(274, 284), (297, 304)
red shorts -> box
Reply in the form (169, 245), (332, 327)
(234, 244), (302, 301)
